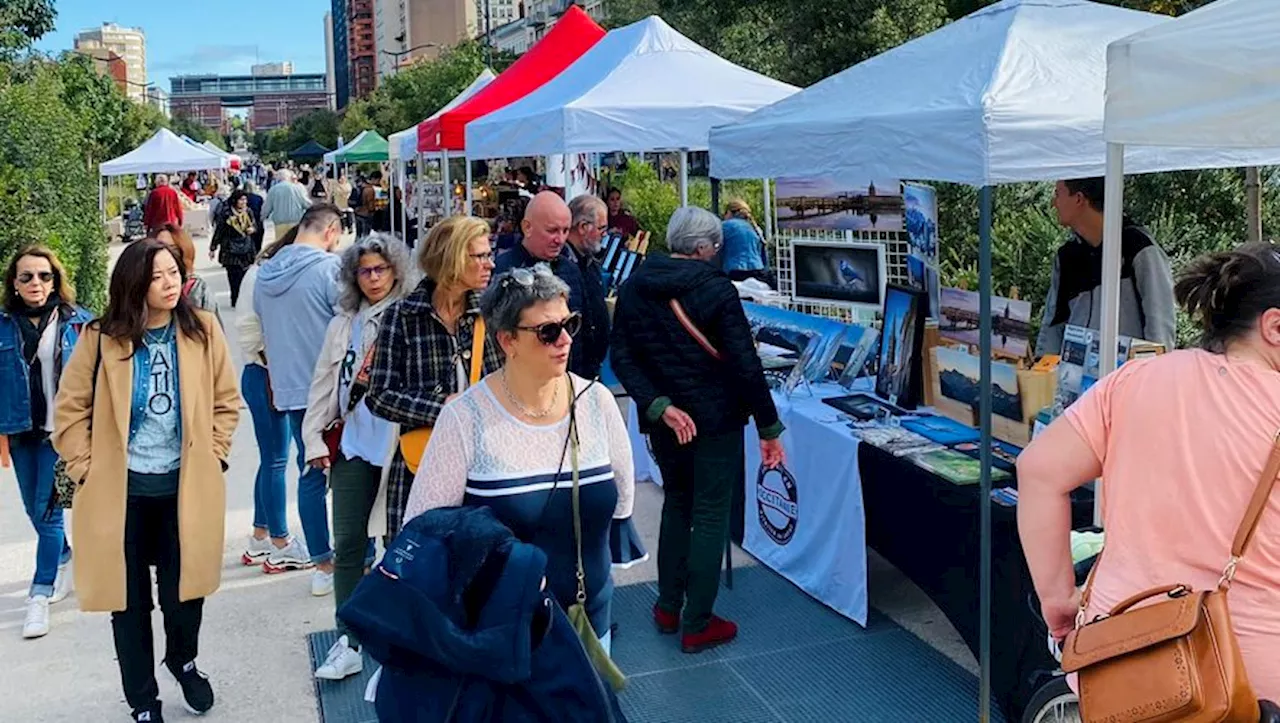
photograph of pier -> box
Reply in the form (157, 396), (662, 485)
(776, 177), (904, 232)
(938, 287), (1033, 359)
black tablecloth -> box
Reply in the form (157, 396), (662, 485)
(858, 443), (1094, 721)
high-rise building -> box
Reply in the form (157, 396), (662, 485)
(324, 12), (337, 110)
(74, 23), (147, 102)
(331, 0), (351, 109)
(252, 61), (294, 76)
(350, 0), (378, 99)
(526, 0), (603, 45)
(72, 46), (129, 95)
(144, 86), (170, 117)
(171, 73), (329, 131)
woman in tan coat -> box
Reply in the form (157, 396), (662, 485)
(53, 237), (240, 723)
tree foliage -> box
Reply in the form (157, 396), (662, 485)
(0, 0), (54, 57)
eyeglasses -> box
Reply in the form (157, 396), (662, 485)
(17, 271), (54, 284)
(357, 264), (392, 279)
(503, 267), (536, 288)
(516, 312), (582, 345)
(468, 251), (496, 263)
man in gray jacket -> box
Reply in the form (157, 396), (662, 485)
(1036, 177), (1176, 355)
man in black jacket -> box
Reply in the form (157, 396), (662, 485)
(612, 206), (784, 655)
(494, 191), (609, 379)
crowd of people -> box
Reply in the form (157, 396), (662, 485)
(1, 181), (794, 721)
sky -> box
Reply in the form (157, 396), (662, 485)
(35, 0), (332, 87)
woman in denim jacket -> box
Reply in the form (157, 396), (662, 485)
(0, 245), (93, 639)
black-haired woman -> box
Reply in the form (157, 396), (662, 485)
(0, 246), (92, 640)
(53, 238), (241, 723)
(1019, 242), (1280, 703)
(209, 189), (257, 308)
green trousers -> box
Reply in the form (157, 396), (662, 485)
(330, 452), (381, 647)
(652, 428), (745, 633)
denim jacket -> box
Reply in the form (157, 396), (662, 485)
(0, 304), (93, 435)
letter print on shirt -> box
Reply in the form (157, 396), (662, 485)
(149, 344), (175, 416)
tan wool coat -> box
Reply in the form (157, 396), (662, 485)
(52, 312), (240, 612)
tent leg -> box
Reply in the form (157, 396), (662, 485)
(442, 151), (452, 216)
(1099, 143), (1125, 528)
(762, 178), (773, 240)
(678, 150), (689, 207)
(400, 162), (408, 241)
(465, 157), (474, 217)
(977, 184), (994, 723)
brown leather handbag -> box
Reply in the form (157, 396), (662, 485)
(1060, 433), (1280, 723)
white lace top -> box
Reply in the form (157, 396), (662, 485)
(405, 373), (635, 521)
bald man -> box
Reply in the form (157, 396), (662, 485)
(494, 191), (610, 379)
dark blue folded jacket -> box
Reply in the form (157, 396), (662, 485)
(339, 506), (626, 723)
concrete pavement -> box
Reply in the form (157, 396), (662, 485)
(0, 224), (972, 722)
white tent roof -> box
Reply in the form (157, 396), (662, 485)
(709, 0), (1280, 185)
(465, 16), (798, 158)
(100, 128), (229, 177)
(390, 69), (497, 161)
(1105, 0), (1280, 150)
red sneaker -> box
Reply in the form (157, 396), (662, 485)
(681, 615), (738, 654)
(653, 604), (679, 634)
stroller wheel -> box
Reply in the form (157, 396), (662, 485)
(1022, 676), (1079, 723)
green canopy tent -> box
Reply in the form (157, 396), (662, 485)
(288, 139), (331, 160)
(324, 130), (390, 164)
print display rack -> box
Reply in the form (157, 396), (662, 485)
(773, 227), (911, 324)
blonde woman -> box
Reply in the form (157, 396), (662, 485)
(720, 198), (771, 285)
(302, 233), (413, 680)
(365, 215), (503, 538)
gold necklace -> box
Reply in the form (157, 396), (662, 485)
(501, 369), (560, 419)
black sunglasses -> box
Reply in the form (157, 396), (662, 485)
(17, 271), (54, 284)
(516, 313), (582, 345)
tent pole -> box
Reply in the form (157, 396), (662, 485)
(389, 163), (397, 234)
(762, 178), (773, 240)
(1099, 143), (1125, 528)
(977, 184), (994, 723)
(465, 157), (474, 217)
(442, 150), (452, 216)
(400, 161), (408, 241)
(678, 150), (689, 207)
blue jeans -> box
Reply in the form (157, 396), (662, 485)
(285, 409), (333, 564)
(241, 365), (290, 539)
(10, 434), (72, 598)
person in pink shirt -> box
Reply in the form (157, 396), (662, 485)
(1019, 242), (1280, 704)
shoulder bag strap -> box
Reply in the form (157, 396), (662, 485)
(669, 298), (721, 361)
(1222, 431), (1280, 586)
(570, 399), (586, 605)
(469, 317), (486, 386)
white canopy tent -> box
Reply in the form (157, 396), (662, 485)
(708, 0), (1280, 185)
(1100, 0), (1280, 379)
(465, 15), (797, 205)
(388, 69), (497, 162)
(99, 128), (228, 177)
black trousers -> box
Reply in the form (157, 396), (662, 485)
(112, 495), (204, 712)
(226, 265), (249, 308)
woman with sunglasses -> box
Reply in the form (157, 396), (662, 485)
(302, 232), (413, 681)
(366, 215), (503, 538)
(404, 264), (638, 655)
(0, 246), (92, 639)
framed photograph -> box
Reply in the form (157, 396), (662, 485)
(933, 346), (1023, 422)
(743, 302), (847, 383)
(903, 183), (938, 260)
(823, 393), (906, 421)
(775, 177), (903, 232)
(613, 251), (641, 290)
(781, 335), (820, 397)
(875, 284), (928, 410)
(837, 326), (880, 389)
(791, 239), (887, 310)
(601, 233), (625, 273)
(939, 287), (1033, 359)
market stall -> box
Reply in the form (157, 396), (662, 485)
(288, 140), (331, 161)
(416, 5), (606, 213)
(464, 15), (798, 206)
(1099, 0), (1280, 377)
(98, 127), (229, 233)
(704, 0), (1275, 718)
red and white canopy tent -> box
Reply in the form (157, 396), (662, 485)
(416, 4), (606, 210)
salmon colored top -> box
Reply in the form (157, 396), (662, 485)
(1065, 348), (1280, 700)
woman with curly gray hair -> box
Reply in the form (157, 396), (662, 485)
(301, 232), (413, 681)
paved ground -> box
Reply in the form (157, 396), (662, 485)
(0, 224), (972, 722)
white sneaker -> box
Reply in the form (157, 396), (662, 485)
(22, 596), (50, 639)
(311, 569), (335, 597)
(262, 537), (312, 574)
(314, 635), (363, 680)
(50, 557), (73, 604)
(242, 536), (274, 566)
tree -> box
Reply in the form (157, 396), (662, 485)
(169, 114), (226, 150)
(0, 0), (54, 57)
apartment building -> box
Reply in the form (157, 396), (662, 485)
(324, 12), (337, 109)
(74, 23), (147, 102)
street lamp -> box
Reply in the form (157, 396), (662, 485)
(380, 43), (438, 74)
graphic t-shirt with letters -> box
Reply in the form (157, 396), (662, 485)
(128, 323), (183, 479)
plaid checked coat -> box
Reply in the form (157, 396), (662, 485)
(365, 279), (504, 536)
